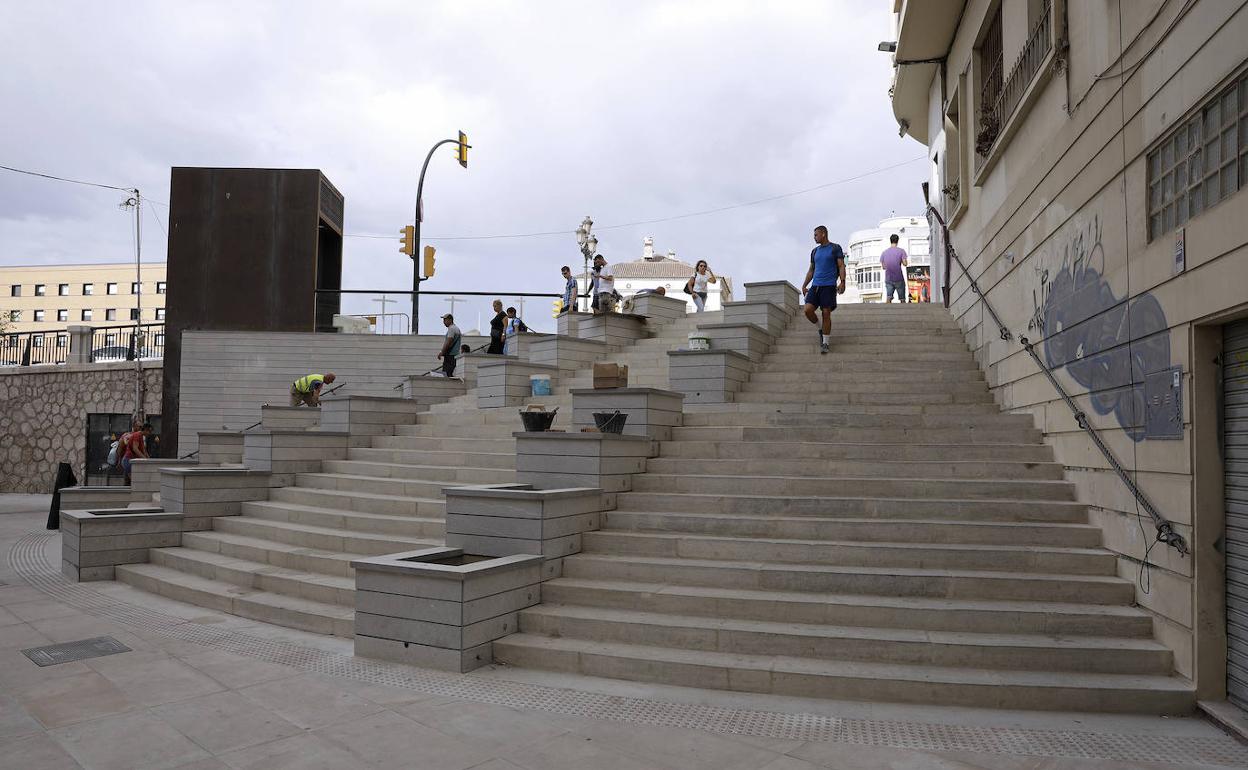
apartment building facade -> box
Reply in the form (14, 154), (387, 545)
(845, 215), (932, 303)
(1, 262), (168, 333)
(889, 0), (1248, 713)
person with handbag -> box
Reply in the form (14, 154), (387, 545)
(487, 299), (506, 354)
(684, 260), (716, 312)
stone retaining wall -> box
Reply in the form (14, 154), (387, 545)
(0, 361), (163, 493)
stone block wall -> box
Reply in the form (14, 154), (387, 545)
(0, 361), (163, 493)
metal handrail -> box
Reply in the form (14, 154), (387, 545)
(927, 205), (1187, 555)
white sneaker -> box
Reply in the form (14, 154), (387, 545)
(820, 341), (829, 355)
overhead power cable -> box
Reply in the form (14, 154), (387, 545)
(0, 164), (134, 193)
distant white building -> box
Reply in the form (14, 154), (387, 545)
(845, 215), (932, 303)
(579, 237), (733, 313)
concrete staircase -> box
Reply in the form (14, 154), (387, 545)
(493, 303), (1196, 713)
(114, 312), (717, 636)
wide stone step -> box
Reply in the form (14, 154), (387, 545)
(213, 514), (437, 555)
(657, 440), (1053, 463)
(322, 459), (513, 484)
(764, 349), (973, 363)
(734, 378), (989, 395)
(731, 391), (994, 406)
(293, 472), (450, 500)
(581, 531), (1114, 575)
(148, 545), (355, 608)
(182, 529), (359, 577)
(539, 578), (1156, 637)
(517, 605), (1171, 675)
(677, 410), (1019, 428)
(748, 369), (983, 384)
(604, 511), (1097, 546)
(614, 491), (1086, 522)
(397, 424), (524, 439)
(346, 447), (515, 470)
(560, 554), (1134, 603)
(268, 486), (444, 518)
(771, 340), (969, 353)
(758, 360), (979, 373)
(240, 499), (444, 539)
(492, 635), (1193, 713)
(643, 457), (1064, 480)
(374, 435), (515, 453)
(669, 425), (1042, 443)
(115, 562), (354, 637)
(629, 474), (1075, 501)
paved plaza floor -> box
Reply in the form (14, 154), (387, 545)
(1, 494), (1245, 769)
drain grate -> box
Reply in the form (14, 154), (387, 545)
(22, 635), (131, 666)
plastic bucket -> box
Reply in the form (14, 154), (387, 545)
(530, 375), (552, 396)
(687, 334), (711, 351)
(518, 409), (557, 432)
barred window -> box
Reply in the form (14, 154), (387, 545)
(1149, 71), (1246, 240)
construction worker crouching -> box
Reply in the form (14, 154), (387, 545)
(291, 372), (335, 407)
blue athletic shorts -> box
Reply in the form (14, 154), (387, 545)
(804, 285), (838, 310)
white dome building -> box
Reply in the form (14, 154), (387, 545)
(845, 215), (932, 304)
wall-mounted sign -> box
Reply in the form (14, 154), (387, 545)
(1174, 227), (1185, 275)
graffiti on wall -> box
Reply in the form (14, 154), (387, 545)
(1027, 213), (1173, 441)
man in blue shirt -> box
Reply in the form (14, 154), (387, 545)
(800, 225), (847, 354)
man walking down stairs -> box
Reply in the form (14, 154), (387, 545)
(494, 302), (1196, 714)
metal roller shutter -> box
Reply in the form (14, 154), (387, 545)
(1225, 319), (1248, 709)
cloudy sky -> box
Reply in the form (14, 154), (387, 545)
(0, 1), (926, 331)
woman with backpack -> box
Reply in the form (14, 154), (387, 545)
(685, 260), (717, 313)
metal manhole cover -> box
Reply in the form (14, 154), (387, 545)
(22, 635), (131, 666)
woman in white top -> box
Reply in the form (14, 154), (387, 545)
(685, 260), (717, 312)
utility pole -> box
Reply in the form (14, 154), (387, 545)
(373, 294), (394, 333)
(515, 296), (526, 320)
(409, 131), (470, 334)
(444, 295), (465, 318)
(122, 189), (145, 425)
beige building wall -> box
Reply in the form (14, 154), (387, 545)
(892, 0), (1248, 698)
(0, 263), (168, 332)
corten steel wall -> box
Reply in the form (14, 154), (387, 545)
(176, 330), (488, 458)
(904, 0), (1248, 694)
(0, 362), (162, 493)
(160, 168), (344, 456)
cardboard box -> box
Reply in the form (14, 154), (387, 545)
(592, 363), (629, 389)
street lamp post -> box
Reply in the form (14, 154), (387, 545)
(574, 216), (598, 312)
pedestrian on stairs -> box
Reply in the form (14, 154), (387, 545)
(437, 314), (463, 377)
(487, 299), (506, 354)
(881, 234), (909, 303)
(290, 373), (336, 407)
(801, 225), (847, 354)
(685, 260), (717, 312)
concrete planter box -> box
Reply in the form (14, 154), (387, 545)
(557, 310), (595, 338)
(514, 431), (653, 493)
(260, 405), (320, 431)
(668, 349), (753, 403)
(61, 507), (181, 581)
(576, 313), (648, 348)
(722, 300), (790, 336)
(129, 459), (200, 497)
(444, 483), (607, 578)
(242, 429), (349, 481)
(570, 387), (684, 441)
(58, 486), (144, 511)
(320, 395), (427, 441)
(401, 375), (468, 402)
(528, 335), (612, 373)
(197, 431), (244, 465)
(630, 293), (689, 328)
(476, 360), (560, 409)
(695, 322), (776, 362)
(353, 546), (542, 672)
(160, 467), (278, 530)
(744, 280), (801, 314)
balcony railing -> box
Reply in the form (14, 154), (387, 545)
(0, 322), (166, 367)
(0, 330), (69, 367)
(976, 1), (1052, 168)
(88, 323), (165, 362)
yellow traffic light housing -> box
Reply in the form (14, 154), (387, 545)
(423, 245), (436, 279)
(456, 131), (470, 168)
(399, 225), (415, 256)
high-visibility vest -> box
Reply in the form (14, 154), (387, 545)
(293, 374), (325, 393)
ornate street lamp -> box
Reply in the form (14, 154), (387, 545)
(575, 216), (598, 312)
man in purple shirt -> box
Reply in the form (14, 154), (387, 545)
(880, 234), (909, 303)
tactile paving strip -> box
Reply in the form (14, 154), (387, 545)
(11, 531), (1248, 766)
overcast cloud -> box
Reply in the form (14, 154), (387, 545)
(0, 1), (926, 331)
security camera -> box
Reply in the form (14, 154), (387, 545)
(878, 41), (897, 53)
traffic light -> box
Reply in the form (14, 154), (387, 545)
(456, 131), (469, 168)
(422, 245), (436, 279)
(551, 299), (563, 318)
(399, 225), (415, 257)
